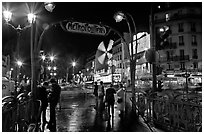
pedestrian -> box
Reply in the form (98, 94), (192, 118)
(93, 82), (98, 97)
(98, 81), (105, 98)
(116, 83), (125, 117)
(38, 81), (49, 131)
(105, 84), (116, 120)
(47, 78), (61, 132)
(98, 81), (105, 114)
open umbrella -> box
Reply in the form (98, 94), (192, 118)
(97, 40), (113, 64)
(95, 40), (114, 71)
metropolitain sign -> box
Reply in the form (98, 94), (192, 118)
(60, 20), (106, 36)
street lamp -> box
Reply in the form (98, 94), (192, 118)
(50, 55), (55, 62)
(72, 61), (76, 81)
(41, 55), (46, 61)
(17, 60), (23, 67)
(53, 66), (57, 71)
(114, 11), (138, 113)
(3, 10), (32, 80)
(48, 66), (51, 71)
(3, 10), (12, 22)
(16, 60), (23, 84)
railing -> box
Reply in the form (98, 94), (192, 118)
(2, 92), (42, 132)
(154, 14), (201, 24)
(132, 90), (202, 132)
(162, 42), (177, 50)
(159, 55), (189, 63)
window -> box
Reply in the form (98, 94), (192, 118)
(166, 13), (170, 21)
(168, 63), (172, 70)
(191, 22), (196, 32)
(192, 35), (197, 45)
(180, 49), (184, 60)
(180, 62), (185, 70)
(179, 36), (184, 45)
(192, 49), (198, 59)
(193, 62), (198, 68)
(168, 37), (172, 44)
(178, 23), (184, 32)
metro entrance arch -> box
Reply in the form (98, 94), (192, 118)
(35, 19), (130, 87)
(29, 19), (135, 131)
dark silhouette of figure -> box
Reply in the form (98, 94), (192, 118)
(47, 79), (61, 132)
(93, 82), (98, 97)
(38, 81), (49, 131)
(105, 84), (116, 120)
(98, 81), (105, 99)
(116, 83), (125, 118)
(98, 81), (105, 112)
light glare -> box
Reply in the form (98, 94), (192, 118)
(72, 62), (76, 67)
(27, 13), (36, 23)
(114, 12), (125, 22)
(17, 60), (23, 67)
(3, 10), (12, 22)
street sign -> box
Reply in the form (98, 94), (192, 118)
(60, 20), (106, 36)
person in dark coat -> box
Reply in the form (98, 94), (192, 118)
(47, 78), (61, 132)
(93, 82), (98, 97)
(105, 84), (116, 119)
(38, 81), (49, 131)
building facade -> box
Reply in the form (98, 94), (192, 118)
(154, 5), (202, 74)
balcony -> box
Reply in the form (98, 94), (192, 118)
(154, 14), (201, 24)
(179, 42), (184, 46)
(159, 55), (189, 63)
(178, 29), (184, 32)
(192, 42), (197, 46)
(192, 55), (198, 59)
(160, 42), (177, 50)
(173, 55), (189, 61)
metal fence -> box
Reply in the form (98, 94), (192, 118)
(2, 92), (42, 132)
(134, 90), (202, 132)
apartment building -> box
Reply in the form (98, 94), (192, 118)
(154, 4), (202, 73)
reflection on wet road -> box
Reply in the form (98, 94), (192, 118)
(56, 90), (97, 132)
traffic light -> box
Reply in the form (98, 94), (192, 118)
(156, 26), (171, 50)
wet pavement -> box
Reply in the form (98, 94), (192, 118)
(44, 87), (160, 132)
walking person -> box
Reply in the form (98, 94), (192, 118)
(98, 81), (105, 115)
(98, 81), (105, 100)
(93, 82), (98, 109)
(38, 81), (49, 131)
(47, 78), (61, 132)
(105, 84), (116, 120)
(93, 82), (98, 97)
(116, 83), (125, 118)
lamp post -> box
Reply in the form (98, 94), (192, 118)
(27, 13), (36, 99)
(3, 10), (31, 82)
(16, 60), (23, 86)
(72, 61), (76, 82)
(114, 11), (138, 113)
(40, 52), (47, 82)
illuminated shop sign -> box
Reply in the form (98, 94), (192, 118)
(63, 21), (106, 36)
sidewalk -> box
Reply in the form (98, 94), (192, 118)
(124, 91), (164, 132)
(43, 88), (163, 132)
